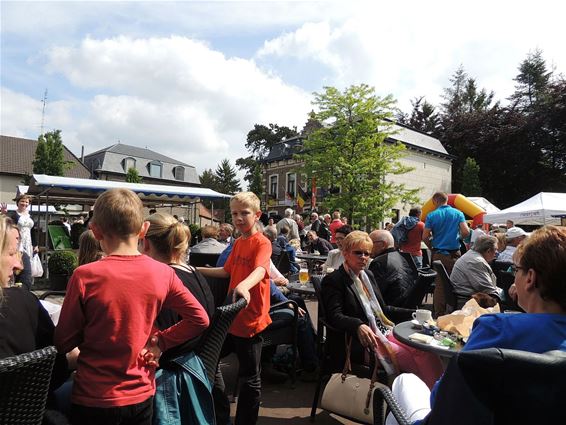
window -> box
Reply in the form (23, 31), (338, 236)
(122, 157), (136, 172)
(173, 166), (185, 181)
(286, 172), (296, 198)
(148, 161), (162, 178)
(269, 175), (278, 198)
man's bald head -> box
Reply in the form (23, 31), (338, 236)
(369, 229), (394, 257)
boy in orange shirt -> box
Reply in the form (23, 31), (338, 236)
(198, 191), (272, 425)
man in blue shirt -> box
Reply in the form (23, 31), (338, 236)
(422, 192), (469, 316)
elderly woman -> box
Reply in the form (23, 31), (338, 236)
(323, 224), (353, 271)
(386, 225), (566, 425)
(450, 235), (501, 307)
(322, 231), (443, 388)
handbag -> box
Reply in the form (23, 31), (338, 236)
(31, 253), (44, 278)
(320, 336), (388, 424)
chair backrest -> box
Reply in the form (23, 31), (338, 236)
(189, 252), (221, 268)
(432, 260), (457, 313)
(276, 250), (292, 275)
(195, 298), (247, 384)
(399, 251), (419, 276)
(425, 348), (566, 425)
(0, 346), (58, 425)
(402, 268), (437, 309)
(203, 276), (231, 309)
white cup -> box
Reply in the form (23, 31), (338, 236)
(412, 309), (433, 324)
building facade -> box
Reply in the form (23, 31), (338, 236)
(261, 123), (453, 220)
(83, 143), (201, 187)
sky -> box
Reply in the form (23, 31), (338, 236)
(2, 0), (565, 187)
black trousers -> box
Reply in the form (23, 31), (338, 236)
(233, 334), (263, 425)
(70, 397), (152, 425)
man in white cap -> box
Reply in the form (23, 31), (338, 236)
(496, 227), (529, 262)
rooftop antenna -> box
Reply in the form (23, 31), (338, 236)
(40, 89), (48, 135)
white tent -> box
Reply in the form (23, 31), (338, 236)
(468, 197), (500, 214)
(483, 192), (566, 226)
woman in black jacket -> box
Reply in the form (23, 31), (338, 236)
(321, 231), (443, 388)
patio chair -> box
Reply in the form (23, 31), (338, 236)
(377, 348), (566, 425)
(203, 276), (231, 310)
(195, 298), (248, 384)
(189, 252), (221, 268)
(401, 267), (437, 310)
(0, 346), (58, 425)
(432, 260), (458, 314)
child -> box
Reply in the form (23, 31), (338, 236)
(198, 192), (272, 425)
(54, 188), (209, 425)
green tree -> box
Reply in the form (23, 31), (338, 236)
(511, 49), (552, 111)
(214, 159), (241, 222)
(236, 123), (298, 196)
(199, 168), (219, 210)
(297, 84), (419, 229)
(461, 157), (482, 196)
(32, 130), (72, 176)
(125, 167), (142, 183)
(404, 96), (441, 135)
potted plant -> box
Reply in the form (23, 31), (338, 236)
(48, 250), (78, 290)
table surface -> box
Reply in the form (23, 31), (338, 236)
(296, 253), (328, 261)
(393, 321), (463, 358)
(286, 280), (316, 295)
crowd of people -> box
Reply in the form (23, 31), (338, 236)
(1, 189), (564, 425)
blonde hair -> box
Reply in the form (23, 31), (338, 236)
(91, 189), (144, 238)
(230, 191), (260, 213)
(342, 230), (372, 253)
(201, 225), (219, 239)
(1, 216), (18, 297)
(145, 212), (191, 263)
(78, 230), (103, 266)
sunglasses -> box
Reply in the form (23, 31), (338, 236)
(351, 250), (371, 258)
(510, 264), (525, 276)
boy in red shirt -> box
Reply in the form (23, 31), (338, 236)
(198, 191), (272, 425)
(55, 189), (209, 425)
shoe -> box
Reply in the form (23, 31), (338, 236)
(261, 363), (288, 384)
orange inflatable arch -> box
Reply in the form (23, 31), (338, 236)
(421, 194), (485, 227)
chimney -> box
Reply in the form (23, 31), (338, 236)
(81, 145), (84, 162)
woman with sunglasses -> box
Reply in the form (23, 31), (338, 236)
(321, 231), (443, 388)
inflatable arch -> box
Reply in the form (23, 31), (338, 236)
(421, 194), (486, 227)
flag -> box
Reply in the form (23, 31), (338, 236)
(311, 177), (317, 209)
(297, 185), (307, 211)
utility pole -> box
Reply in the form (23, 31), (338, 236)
(40, 89), (48, 135)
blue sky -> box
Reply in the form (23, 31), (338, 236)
(2, 0), (565, 184)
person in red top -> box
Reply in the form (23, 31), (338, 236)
(399, 207), (426, 268)
(198, 191), (271, 425)
(54, 189), (209, 425)
(329, 210), (343, 244)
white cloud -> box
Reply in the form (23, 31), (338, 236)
(3, 35), (312, 180)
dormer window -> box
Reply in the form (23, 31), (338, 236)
(122, 157), (136, 172)
(148, 161), (162, 178)
(173, 166), (185, 181)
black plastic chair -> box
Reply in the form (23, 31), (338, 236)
(399, 251), (419, 276)
(432, 260), (458, 314)
(0, 346), (58, 425)
(402, 268), (437, 309)
(195, 298), (248, 384)
(203, 276), (231, 310)
(189, 252), (221, 268)
(378, 348), (566, 425)
(38, 290), (67, 300)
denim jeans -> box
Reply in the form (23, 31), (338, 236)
(70, 397), (153, 425)
(232, 334), (263, 425)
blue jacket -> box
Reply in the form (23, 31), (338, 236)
(153, 352), (215, 425)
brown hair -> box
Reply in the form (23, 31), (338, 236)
(230, 191), (260, 213)
(495, 233), (507, 252)
(342, 230), (372, 253)
(14, 194), (33, 203)
(91, 189), (144, 238)
(514, 226), (566, 310)
(432, 192), (448, 205)
(201, 225), (219, 239)
(145, 212), (191, 263)
(78, 230), (103, 266)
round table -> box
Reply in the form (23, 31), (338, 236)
(393, 321), (463, 358)
(286, 280), (316, 296)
